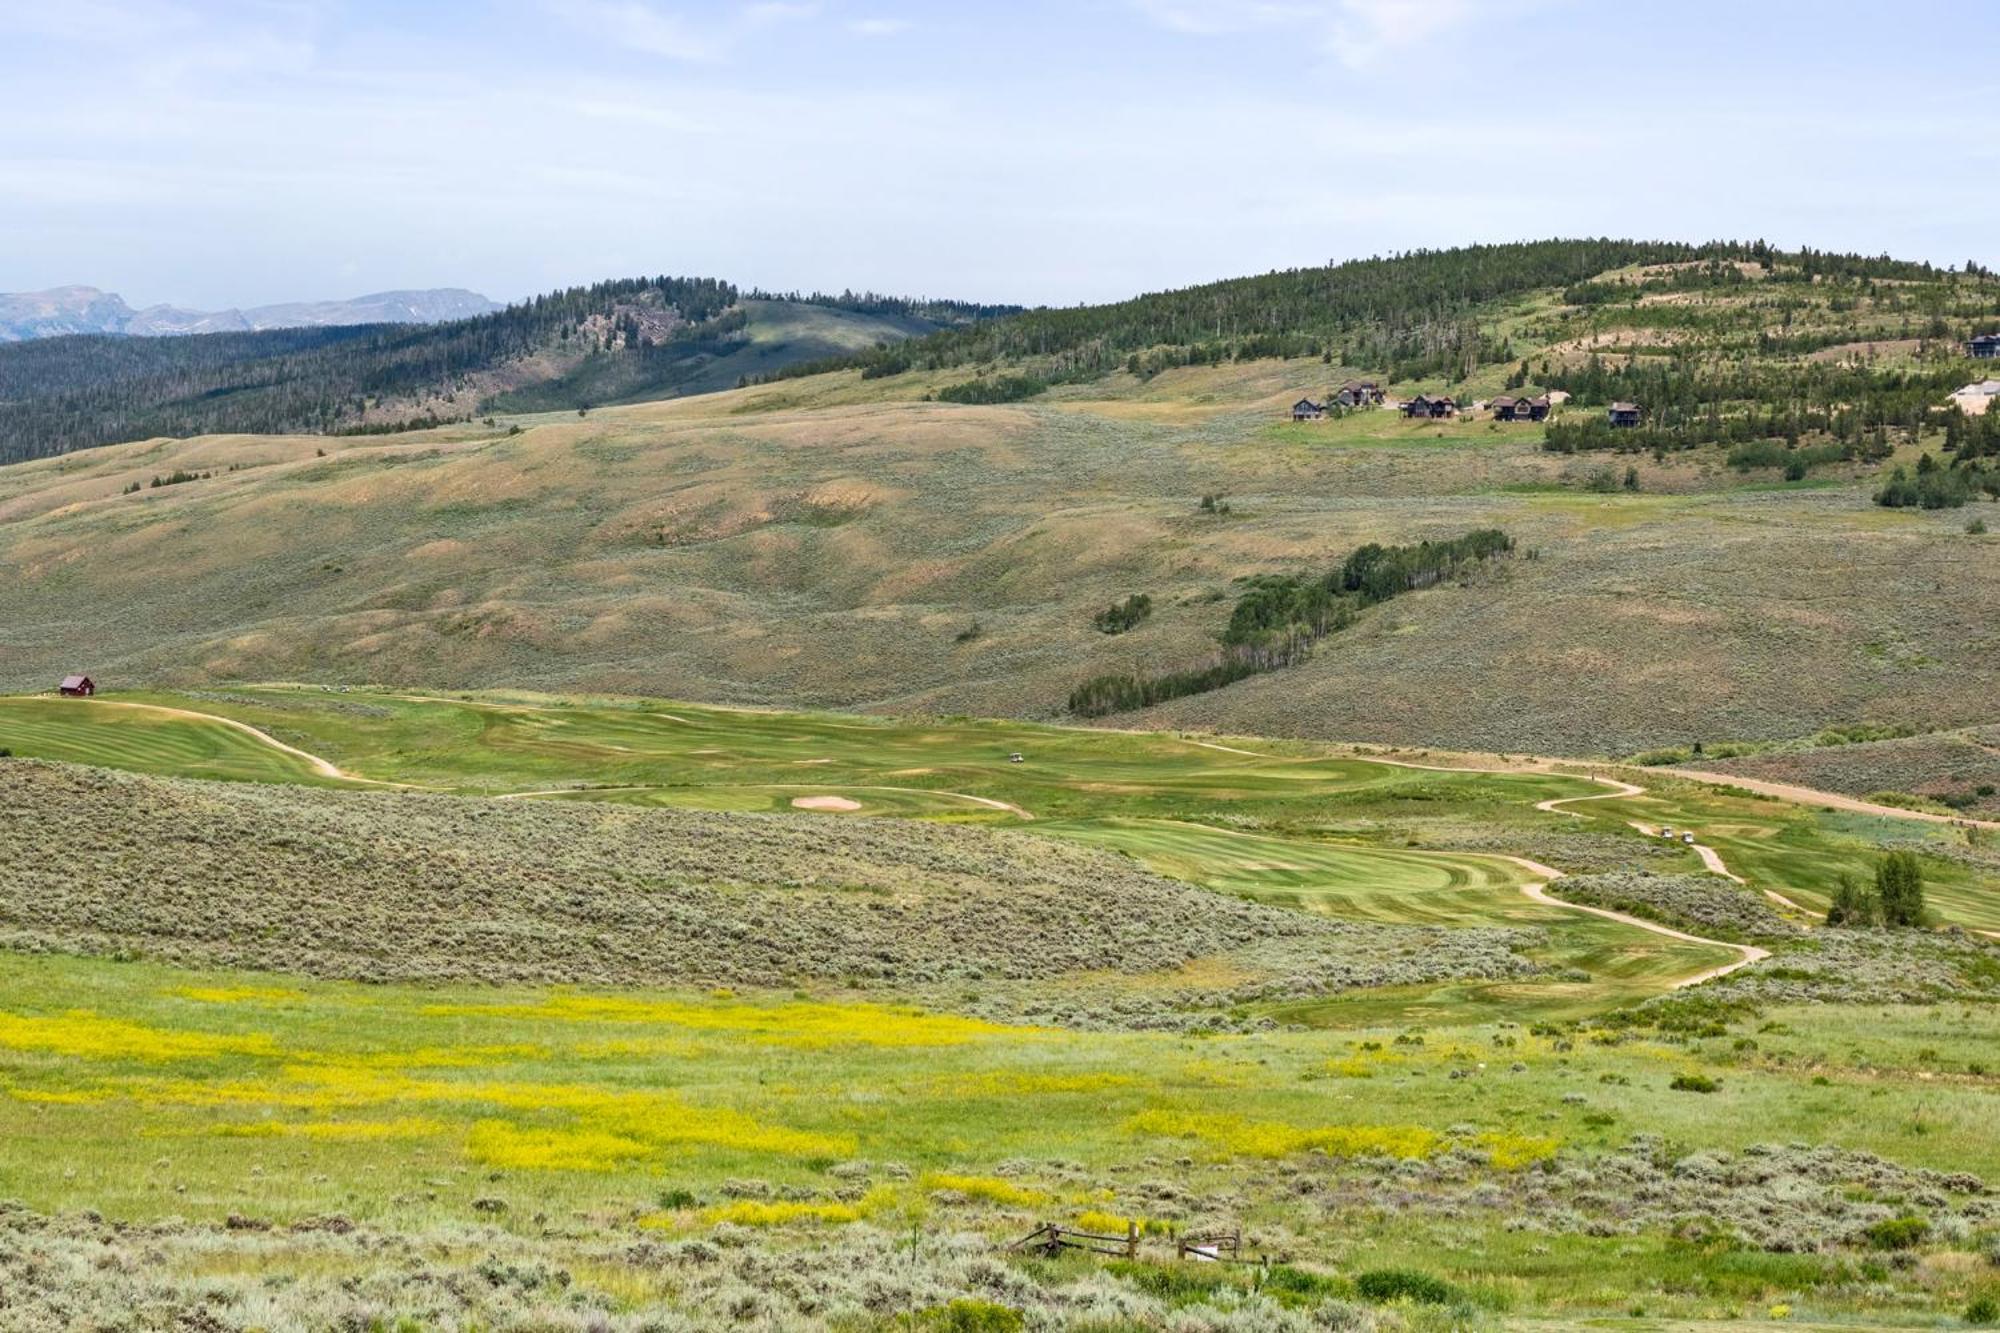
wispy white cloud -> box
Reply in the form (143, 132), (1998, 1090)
(543, 0), (728, 60)
(3, 0), (1991, 312)
(743, 2), (821, 24)
(1129, 0), (1532, 68)
(1127, 1), (1323, 36)
(3, 0), (322, 90)
(1329, 0), (1479, 65)
(545, 0), (822, 62)
(2, 0), (200, 43)
(848, 16), (910, 36)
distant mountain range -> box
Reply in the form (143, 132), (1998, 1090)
(0, 285), (500, 342)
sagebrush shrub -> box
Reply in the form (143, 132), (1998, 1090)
(1864, 1215), (1931, 1251)
(1354, 1268), (1456, 1304)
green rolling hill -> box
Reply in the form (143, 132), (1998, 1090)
(2, 239), (1997, 757)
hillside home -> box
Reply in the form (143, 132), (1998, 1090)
(1401, 394), (1457, 419)
(1490, 394), (1552, 422)
(1608, 401), (1644, 428)
(1969, 334), (2000, 359)
(58, 674), (95, 697)
(1291, 397), (1326, 421)
(1332, 379), (1384, 408)
(1950, 380), (2000, 416)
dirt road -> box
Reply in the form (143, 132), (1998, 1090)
(79, 700), (394, 785)
(1494, 855), (1769, 988)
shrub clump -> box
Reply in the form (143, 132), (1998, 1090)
(1298, 1135), (1989, 1255)
(1551, 871), (1800, 941)
(1698, 929), (2000, 1008)
(1092, 593), (1153, 635)
(1354, 1268), (1457, 1304)
(1863, 1215), (1932, 1251)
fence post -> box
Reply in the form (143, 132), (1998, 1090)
(1125, 1220), (1138, 1260)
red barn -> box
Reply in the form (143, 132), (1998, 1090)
(58, 675), (95, 697)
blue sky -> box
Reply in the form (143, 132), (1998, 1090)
(3, 0), (1995, 309)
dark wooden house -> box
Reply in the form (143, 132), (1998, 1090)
(1401, 394), (1457, 419)
(1291, 397), (1326, 421)
(1970, 334), (2000, 360)
(58, 674), (96, 697)
(1493, 393), (1553, 422)
(1333, 378), (1384, 408)
(1608, 401), (1643, 428)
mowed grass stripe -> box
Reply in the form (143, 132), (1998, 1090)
(0, 699), (335, 785)
(1039, 818), (1535, 927)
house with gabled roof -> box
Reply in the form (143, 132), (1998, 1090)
(1332, 378), (1384, 408)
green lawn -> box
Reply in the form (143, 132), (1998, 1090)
(5, 686), (1992, 944)
(0, 696), (341, 785)
(1559, 782), (2000, 930)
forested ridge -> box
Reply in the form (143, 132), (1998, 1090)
(0, 278), (1014, 464)
(0, 277), (743, 464)
(744, 288), (1023, 323)
(762, 239), (1980, 392)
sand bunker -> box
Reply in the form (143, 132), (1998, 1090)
(791, 795), (863, 812)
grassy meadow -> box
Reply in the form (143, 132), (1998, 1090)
(4, 691), (2000, 1325)
(3, 917), (2000, 1327)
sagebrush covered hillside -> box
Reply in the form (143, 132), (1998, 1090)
(0, 760), (1540, 1023)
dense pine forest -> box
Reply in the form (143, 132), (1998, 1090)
(745, 288), (1022, 323)
(765, 239), (1989, 392)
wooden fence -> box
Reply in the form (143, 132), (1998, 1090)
(1008, 1222), (1275, 1270)
(1176, 1229), (1242, 1263)
(1007, 1220), (1140, 1260)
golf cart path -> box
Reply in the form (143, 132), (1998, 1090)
(1186, 738), (1783, 974)
(1187, 733), (2000, 830)
(1663, 767), (2000, 831)
(1493, 855), (1769, 988)
(1624, 820), (1745, 883)
(1535, 775), (1647, 814)
(1131, 816), (1764, 991)
(76, 700), (405, 787)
